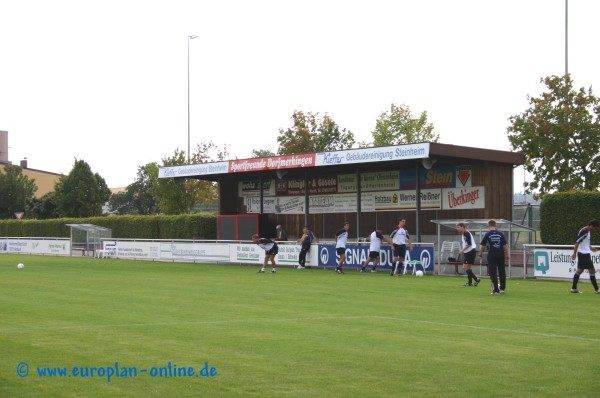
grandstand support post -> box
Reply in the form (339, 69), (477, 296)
(304, 170), (309, 226)
(356, 169), (361, 240)
(415, 162), (421, 242)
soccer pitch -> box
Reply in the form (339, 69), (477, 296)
(1, 254), (598, 398)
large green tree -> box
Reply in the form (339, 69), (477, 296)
(368, 103), (439, 147)
(29, 191), (59, 219)
(0, 165), (37, 219)
(54, 159), (111, 217)
(508, 75), (600, 195)
(108, 165), (158, 215)
(276, 111), (354, 155)
(147, 152), (195, 215)
(251, 149), (276, 158)
(107, 190), (134, 215)
(149, 143), (224, 215)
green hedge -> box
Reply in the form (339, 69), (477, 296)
(540, 191), (600, 244)
(0, 214), (217, 240)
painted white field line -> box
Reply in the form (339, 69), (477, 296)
(0, 316), (368, 333)
(371, 315), (600, 343)
(2, 315), (598, 343)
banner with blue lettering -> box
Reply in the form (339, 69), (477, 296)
(400, 166), (456, 190)
(317, 244), (434, 271)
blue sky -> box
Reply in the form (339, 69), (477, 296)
(1, 0), (598, 191)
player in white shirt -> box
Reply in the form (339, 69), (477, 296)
(389, 218), (414, 276)
(334, 221), (350, 274)
(252, 234), (278, 273)
(456, 223), (480, 287)
(361, 228), (384, 273)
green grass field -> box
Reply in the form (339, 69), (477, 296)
(1, 254), (598, 398)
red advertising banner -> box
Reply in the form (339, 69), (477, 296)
(229, 154), (316, 173)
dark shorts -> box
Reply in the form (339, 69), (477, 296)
(368, 251), (380, 259)
(577, 252), (594, 270)
(487, 251), (505, 268)
(393, 244), (407, 258)
(265, 244), (278, 256)
(463, 250), (476, 265)
(336, 247), (346, 256)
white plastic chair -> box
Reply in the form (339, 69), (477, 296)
(439, 241), (462, 274)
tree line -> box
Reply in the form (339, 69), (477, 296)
(2, 76), (599, 220)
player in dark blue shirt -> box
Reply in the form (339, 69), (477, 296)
(479, 220), (508, 294)
(297, 226), (317, 269)
(570, 219), (600, 294)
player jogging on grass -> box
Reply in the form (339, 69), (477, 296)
(334, 221), (350, 274)
(570, 219), (600, 294)
(361, 228), (384, 273)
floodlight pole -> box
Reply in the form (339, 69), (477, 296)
(187, 35), (198, 163)
(565, 0), (568, 77)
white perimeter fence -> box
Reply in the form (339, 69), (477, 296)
(5, 238), (597, 279)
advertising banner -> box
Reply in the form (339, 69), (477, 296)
(238, 180), (276, 197)
(1, 239), (30, 253)
(111, 241), (230, 262)
(160, 242), (230, 262)
(316, 144), (429, 166)
(245, 189), (445, 214)
(229, 243), (264, 263)
(159, 162), (229, 178)
(273, 172), (400, 196)
(534, 249), (600, 278)
(0, 239), (70, 255)
(442, 186), (485, 210)
(360, 171), (400, 192)
(228, 243), (318, 266)
(244, 193), (367, 214)
(275, 176), (338, 196)
(455, 165), (472, 187)
(245, 195), (354, 214)
(229, 154), (315, 173)
(400, 166), (457, 190)
(3, 238), (438, 270)
(229, 243), (318, 267)
(370, 189), (442, 211)
(337, 174), (357, 193)
(115, 241), (161, 259)
(30, 240), (70, 255)
(317, 244), (434, 271)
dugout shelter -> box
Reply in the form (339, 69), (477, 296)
(431, 218), (537, 277)
(159, 142), (524, 243)
(66, 223), (112, 257)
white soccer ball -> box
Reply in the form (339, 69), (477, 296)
(415, 270), (424, 277)
(17, 263), (24, 269)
